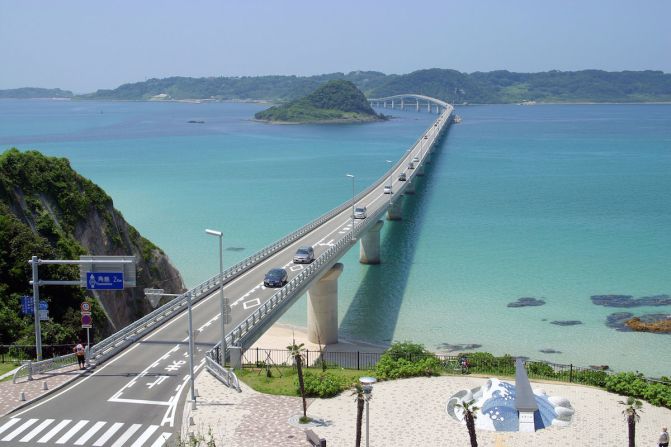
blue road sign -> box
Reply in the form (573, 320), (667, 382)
(20, 297), (48, 315)
(86, 271), (124, 290)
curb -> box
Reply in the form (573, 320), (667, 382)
(1, 369), (88, 418)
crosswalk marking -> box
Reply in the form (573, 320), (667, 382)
(0, 419), (20, 436)
(19, 419), (54, 442)
(110, 423), (141, 447)
(1, 418), (37, 441)
(74, 421), (107, 445)
(130, 425), (159, 447)
(92, 422), (123, 446)
(56, 419), (89, 444)
(0, 418), (171, 447)
(150, 433), (172, 447)
(37, 419), (71, 443)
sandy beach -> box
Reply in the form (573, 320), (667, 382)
(184, 324), (671, 446)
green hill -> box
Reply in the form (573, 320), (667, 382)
(254, 80), (384, 123)
(0, 149), (185, 351)
(0, 88), (73, 99)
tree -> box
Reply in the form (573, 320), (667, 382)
(619, 396), (643, 447)
(455, 399), (479, 447)
(287, 338), (309, 422)
(352, 383), (366, 447)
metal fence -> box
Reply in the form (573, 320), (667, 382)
(239, 348), (666, 388)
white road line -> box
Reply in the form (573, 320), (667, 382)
(0, 419), (20, 436)
(37, 419), (71, 443)
(110, 423), (141, 447)
(18, 418), (54, 442)
(55, 419), (89, 444)
(107, 398), (172, 406)
(92, 422), (123, 446)
(74, 421), (107, 445)
(130, 425), (159, 447)
(1, 418), (37, 441)
(150, 432), (172, 447)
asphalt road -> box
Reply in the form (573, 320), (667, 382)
(0, 108), (450, 447)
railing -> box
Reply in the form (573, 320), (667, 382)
(204, 353), (241, 392)
(13, 353), (78, 383)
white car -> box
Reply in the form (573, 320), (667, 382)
(412, 156), (420, 163)
(354, 206), (367, 219)
(383, 185), (393, 194)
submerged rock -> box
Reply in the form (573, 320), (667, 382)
(550, 320), (583, 326)
(606, 312), (670, 332)
(437, 343), (482, 352)
(625, 316), (671, 334)
(539, 348), (562, 354)
(507, 297), (546, 308)
(591, 294), (671, 308)
(225, 246), (245, 252)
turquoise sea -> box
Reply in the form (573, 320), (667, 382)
(1, 99), (669, 376)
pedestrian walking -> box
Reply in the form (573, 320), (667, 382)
(659, 427), (669, 447)
(74, 341), (86, 369)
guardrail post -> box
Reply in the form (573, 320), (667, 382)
(569, 364), (573, 383)
(27, 361), (33, 381)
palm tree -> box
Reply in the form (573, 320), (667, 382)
(352, 383), (366, 447)
(455, 399), (479, 447)
(619, 396), (643, 447)
(287, 338), (308, 421)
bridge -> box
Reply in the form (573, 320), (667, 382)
(2, 96), (454, 447)
(368, 94), (448, 114)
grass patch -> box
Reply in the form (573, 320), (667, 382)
(236, 366), (374, 397)
(0, 362), (20, 379)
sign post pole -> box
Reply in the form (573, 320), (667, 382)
(31, 256), (43, 361)
(86, 327), (90, 367)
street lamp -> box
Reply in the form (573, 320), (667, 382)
(346, 174), (355, 239)
(205, 228), (228, 365)
(359, 376), (377, 447)
(385, 160), (393, 206)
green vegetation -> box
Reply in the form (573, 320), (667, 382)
(236, 366), (369, 397)
(254, 80), (384, 123)
(373, 342), (442, 379)
(0, 148), (176, 352)
(78, 69), (671, 103)
(606, 372), (671, 408)
(0, 88), (73, 99)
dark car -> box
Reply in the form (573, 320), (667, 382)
(264, 268), (288, 287)
(398, 172), (407, 181)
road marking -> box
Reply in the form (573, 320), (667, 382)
(0, 419), (20, 436)
(289, 264), (303, 272)
(110, 424), (141, 447)
(74, 421), (106, 445)
(243, 298), (260, 309)
(55, 419), (89, 444)
(37, 419), (71, 443)
(130, 425), (159, 447)
(1, 418), (37, 441)
(150, 432), (172, 447)
(18, 419), (54, 442)
(92, 422), (123, 446)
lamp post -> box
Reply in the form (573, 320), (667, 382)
(346, 174), (355, 239)
(359, 376), (377, 447)
(205, 228), (228, 365)
(385, 160), (393, 206)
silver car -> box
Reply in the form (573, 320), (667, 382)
(293, 245), (315, 264)
(354, 206), (367, 219)
(412, 156), (420, 163)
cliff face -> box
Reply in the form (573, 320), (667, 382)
(0, 149), (185, 336)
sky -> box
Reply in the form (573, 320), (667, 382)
(1, 0), (669, 93)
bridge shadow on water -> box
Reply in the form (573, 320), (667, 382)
(339, 133), (450, 348)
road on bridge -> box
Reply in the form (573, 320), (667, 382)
(0, 106), (451, 447)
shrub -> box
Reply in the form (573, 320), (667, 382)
(299, 371), (348, 398)
(374, 343), (442, 380)
(605, 372), (671, 409)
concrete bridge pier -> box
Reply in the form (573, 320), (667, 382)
(418, 164), (426, 176)
(391, 99), (395, 109)
(359, 220), (384, 264)
(400, 99), (404, 110)
(387, 196), (404, 220)
(405, 180), (416, 194)
(416, 102), (420, 112)
(427, 102), (431, 112)
(307, 263), (344, 345)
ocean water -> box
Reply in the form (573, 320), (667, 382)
(1, 99), (669, 376)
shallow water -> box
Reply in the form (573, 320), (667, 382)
(2, 100), (669, 376)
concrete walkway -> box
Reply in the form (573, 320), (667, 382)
(185, 372), (671, 447)
(0, 364), (86, 417)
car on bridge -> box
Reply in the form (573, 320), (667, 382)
(264, 268), (288, 287)
(424, 135), (429, 139)
(407, 161), (415, 169)
(293, 245), (315, 264)
(354, 206), (367, 219)
(398, 172), (407, 181)
(412, 156), (420, 163)
(383, 184), (393, 194)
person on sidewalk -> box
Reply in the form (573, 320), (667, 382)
(659, 427), (669, 447)
(73, 341), (86, 369)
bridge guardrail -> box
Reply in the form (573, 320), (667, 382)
(12, 353), (78, 384)
(205, 354), (241, 392)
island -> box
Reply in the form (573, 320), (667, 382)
(254, 80), (385, 124)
